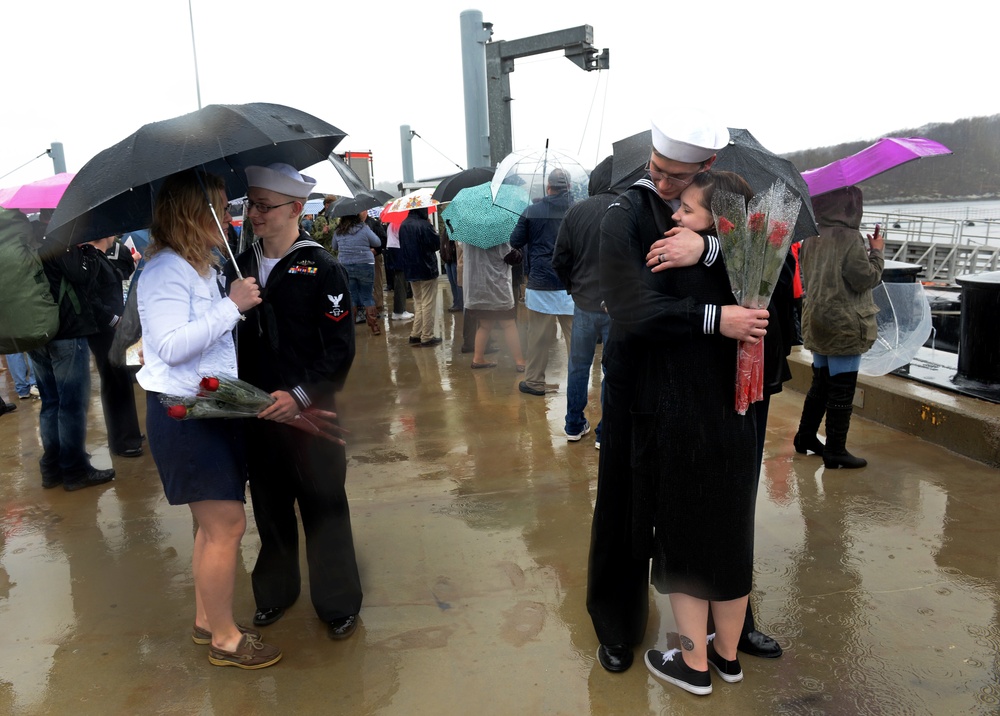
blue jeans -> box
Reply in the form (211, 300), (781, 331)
(812, 352), (861, 376)
(445, 262), (462, 309)
(5, 352), (36, 396)
(343, 263), (375, 308)
(565, 306), (611, 439)
(29, 338), (92, 477)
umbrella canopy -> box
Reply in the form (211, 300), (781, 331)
(0, 172), (75, 211)
(329, 192), (382, 218)
(860, 280), (933, 377)
(431, 166), (495, 203)
(380, 188), (439, 223)
(491, 146), (589, 218)
(714, 128), (819, 242)
(46, 102), (349, 248)
(802, 137), (952, 198)
(441, 182), (527, 250)
(302, 198), (326, 215)
(610, 128), (819, 241)
(609, 130), (653, 193)
(305, 154), (371, 200)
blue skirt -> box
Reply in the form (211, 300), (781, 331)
(145, 392), (247, 505)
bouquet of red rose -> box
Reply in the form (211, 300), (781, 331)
(159, 375), (276, 419)
(160, 375), (346, 443)
(712, 181), (801, 415)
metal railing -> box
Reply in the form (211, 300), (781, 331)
(861, 211), (1000, 283)
(862, 211), (1000, 246)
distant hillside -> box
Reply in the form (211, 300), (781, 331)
(784, 114), (1000, 203)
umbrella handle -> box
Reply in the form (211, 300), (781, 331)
(207, 201), (244, 280)
(194, 171), (243, 280)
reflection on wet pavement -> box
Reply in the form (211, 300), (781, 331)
(2, 287), (999, 714)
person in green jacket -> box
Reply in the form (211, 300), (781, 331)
(794, 186), (884, 469)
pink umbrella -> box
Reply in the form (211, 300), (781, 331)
(0, 172), (76, 211)
(802, 137), (951, 198)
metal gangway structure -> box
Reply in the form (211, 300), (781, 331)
(864, 210), (1000, 284)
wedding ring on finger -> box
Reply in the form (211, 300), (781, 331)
(658, 253), (666, 264)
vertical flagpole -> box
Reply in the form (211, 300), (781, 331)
(188, 0), (202, 109)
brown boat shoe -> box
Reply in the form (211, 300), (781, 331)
(208, 633), (282, 670)
(191, 622), (262, 645)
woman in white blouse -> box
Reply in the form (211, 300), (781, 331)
(137, 170), (281, 669)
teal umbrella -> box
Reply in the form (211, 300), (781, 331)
(441, 182), (528, 249)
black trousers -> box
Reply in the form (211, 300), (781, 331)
(88, 331), (142, 454)
(246, 420), (362, 622)
(586, 358), (650, 648)
(587, 358), (766, 645)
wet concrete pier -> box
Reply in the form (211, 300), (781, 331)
(2, 283), (999, 715)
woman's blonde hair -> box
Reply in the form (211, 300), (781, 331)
(148, 170), (227, 275)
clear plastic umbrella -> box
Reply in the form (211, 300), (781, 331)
(860, 281), (934, 376)
(490, 144), (589, 217)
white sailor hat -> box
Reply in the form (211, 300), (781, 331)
(650, 111), (729, 164)
(245, 163), (317, 199)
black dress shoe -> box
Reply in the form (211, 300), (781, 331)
(737, 629), (783, 658)
(596, 643), (633, 672)
(64, 467), (115, 492)
(328, 614), (358, 640)
(42, 474), (63, 489)
(117, 446), (144, 458)
(518, 381), (546, 396)
(253, 607), (285, 626)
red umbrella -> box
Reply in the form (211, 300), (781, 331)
(379, 188), (439, 223)
(0, 172), (75, 211)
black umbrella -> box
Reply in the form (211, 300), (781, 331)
(329, 192), (381, 218)
(431, 166), (495, 203)
(609, 130), (653, 193)
(714, 128), (819, 242)
(46, 102), (349, 250)
(609, 128), (819, 241)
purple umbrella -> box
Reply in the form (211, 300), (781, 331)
(0, 172), (75, 212)
(802, 137), (952, 197)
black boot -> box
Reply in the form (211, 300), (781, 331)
(823, 370), (867, 469)
(794, 366), (828, 456)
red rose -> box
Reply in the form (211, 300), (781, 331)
(749, 213), (766, 232)
(200, 376), (220, 392)
(717, 217), (735, 235)
(767, 221), (789, 247)
(166, 405), (188, 419)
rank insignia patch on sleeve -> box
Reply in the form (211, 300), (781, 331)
(325, 293), (348, 321)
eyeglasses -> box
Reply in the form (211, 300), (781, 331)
(647, 163), (697, 188)
(244, 199), (297, 214)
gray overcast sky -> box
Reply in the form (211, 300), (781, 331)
(2, 0), (995, 192)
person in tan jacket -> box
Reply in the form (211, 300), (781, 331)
(794, 186), (884, 469)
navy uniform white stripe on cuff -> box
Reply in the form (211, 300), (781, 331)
(703, 305), (717, 335)
(292, 386), (311, 409)
(702, 235), (720, 266)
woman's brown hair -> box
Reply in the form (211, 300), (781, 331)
(148, 170), (227, 275)
(689, 170), (754, 214)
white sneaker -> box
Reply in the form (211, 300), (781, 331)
(29, 385), (40, 398)
(566, 421), (591, 442)
(391, 311), (414, 320)
(595, 441), (601, 450)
